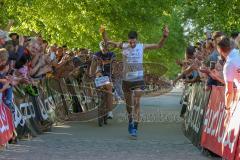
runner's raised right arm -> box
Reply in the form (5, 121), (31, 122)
(100, 25), (122, 49)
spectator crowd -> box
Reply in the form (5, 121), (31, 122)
(4, 18), (239, 151)
(0, 20), (109, 149)
(0, 20), (170, 149)
(173, 30), (240, 117)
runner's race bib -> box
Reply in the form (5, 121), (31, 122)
(126, 70), (144, 80)
(95, 76), (110, 88)
(122, 43), (144, 81)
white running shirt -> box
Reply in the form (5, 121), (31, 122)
(223, 49), (240, 90)
(122, 43), (144, 81)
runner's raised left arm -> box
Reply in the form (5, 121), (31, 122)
(144, 26), (169, 50)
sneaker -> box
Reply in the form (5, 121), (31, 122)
(131, 122), (138, 137)
(128, 121), (133, 134)
(117, 99), (124, 104)
(131, 128), (137, 138)
(128, 121), (137, 136)
(107, 111), (113, 119)
(98, 117), (103, 127)
(104, 115), (108, 125)
(128, 121), (138, 139)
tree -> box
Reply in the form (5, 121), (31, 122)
(181, 0), (240, 40)
(1, 0), (186, 78)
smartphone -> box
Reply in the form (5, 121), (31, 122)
(210, 61), (216, 70)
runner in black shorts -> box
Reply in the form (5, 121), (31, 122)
(100, 25), (169, 138)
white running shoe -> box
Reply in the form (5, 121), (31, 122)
(108, 111), (113, 119)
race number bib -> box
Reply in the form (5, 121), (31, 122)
(95, 76), (110, 88)
(126, 71), (143, 80)
(125, 63), (143, 80)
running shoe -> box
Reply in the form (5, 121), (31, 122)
(104, 115), (108, 125)
(107, 111), (113, 119)
(128, 121), (138, 138)
(98, 117), (103, 127)
(128, 121), (135, 133)
(131, 128), (137, 138)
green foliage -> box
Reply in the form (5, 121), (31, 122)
(181, 0), (240, 40)
(1, 0), (186, 78)
(2, 0), (239, 78)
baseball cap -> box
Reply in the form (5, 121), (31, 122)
(0, 30), (7, 39)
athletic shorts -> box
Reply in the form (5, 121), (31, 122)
(122, 80), (145, 92)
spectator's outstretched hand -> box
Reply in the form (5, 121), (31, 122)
(20, 77), (32, 84)
(209, 69), (225, 84)
(195, 52), (204, 61)
(199, 69), (210, 79)
(191, 63), (198, 71)
(6, 76), (19, 86)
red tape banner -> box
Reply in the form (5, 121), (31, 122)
(201, 86), (240, 160)
(0, 102), (14, 145)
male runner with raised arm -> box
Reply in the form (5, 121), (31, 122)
(100, 25), (169, 138)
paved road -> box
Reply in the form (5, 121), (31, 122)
(0, 87), (211, 160)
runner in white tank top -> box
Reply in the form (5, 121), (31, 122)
(122, 42), (144, 81)
(100, 25), (169, 138)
